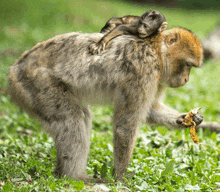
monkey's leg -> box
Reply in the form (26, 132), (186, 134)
(197, 122), (220, 133)
(100, 17), (123, 34)
(113, 106), (141, 181)
(90, 24), (137, 54)
(52, 105), (92, 180)
(9, 66), (92, 180)
(100, 16), (139, 34)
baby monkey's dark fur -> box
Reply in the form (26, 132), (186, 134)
(90, 9), (167, 54)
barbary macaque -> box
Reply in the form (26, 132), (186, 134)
(90, 9), (167, 54)
(8, 27), (218, 182)
(202, 24), (220, 60)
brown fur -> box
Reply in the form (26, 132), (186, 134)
(9, 27), (204, 181)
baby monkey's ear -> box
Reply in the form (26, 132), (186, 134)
(158, 22), (168, 32)
(148, 10), (160, 16)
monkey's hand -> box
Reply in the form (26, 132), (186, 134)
(158, 22), (168, 32)
(89, 40), (107, 55)
(180, 108), (202, 143)
(176, 112), (203, 127)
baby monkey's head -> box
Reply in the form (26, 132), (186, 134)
(138, 9), (167, 38)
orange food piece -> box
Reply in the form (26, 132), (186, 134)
(181, 108), (200, 143)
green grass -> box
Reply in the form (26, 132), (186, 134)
(1, 0), (220, 191)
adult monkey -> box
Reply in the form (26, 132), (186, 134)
(8, 27), (216, 181)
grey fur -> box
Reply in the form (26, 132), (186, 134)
(8, 29), (206, 181)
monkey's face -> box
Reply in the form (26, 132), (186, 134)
(137, 20), (155, 37)
(138, 10), (166, 37)
(161, 28), (203, 88)
(167, 59), (192, 88)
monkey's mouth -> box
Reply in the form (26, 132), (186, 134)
(170, 83), (186, 88)
(138, 33), (148, 38)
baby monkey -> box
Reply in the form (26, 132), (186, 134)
(90, 9), (167, 54)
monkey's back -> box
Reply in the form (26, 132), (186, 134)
(8, 32), (161, 123)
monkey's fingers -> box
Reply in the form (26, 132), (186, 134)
(97, 42), (106, 54)
(159, 22), (168, 32)
(89, 44), (97, 55)
(190, 125), (200, 143)
(193, 112), (203, 126)
(181, 108), (200, 143)
(89, 43), (102, 55)
(97, 45), (102, 54)
(181, 112), (194, 127)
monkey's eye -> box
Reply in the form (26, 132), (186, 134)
(144, 24), (148, 28)
(180, 60), (192, 67)
(185, 62), (192, 67)
(139, 20), (142, 25)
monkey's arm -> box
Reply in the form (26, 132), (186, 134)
(90, 23), (138, 55)
(147, 102), (186, 128)
(147, 102), (220, 133)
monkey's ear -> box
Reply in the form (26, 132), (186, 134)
(165, 32), (181, 47)
(149, 10), (160, 16)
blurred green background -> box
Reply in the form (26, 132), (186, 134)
(0, 0), (219, 48)
(129, 0), (220, 9)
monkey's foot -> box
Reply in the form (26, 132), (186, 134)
(89, 42), (106, 55)
(198, 122), (220, 133)
(82, 175), (109, 184)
